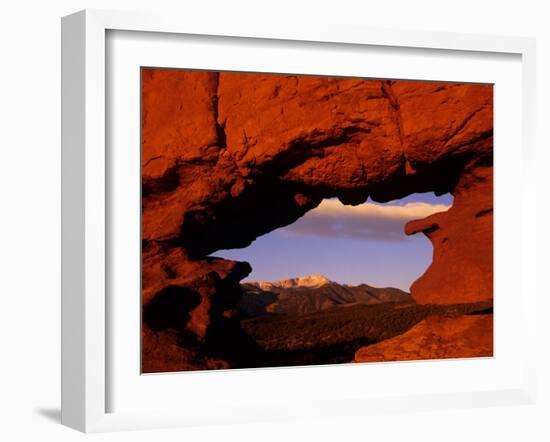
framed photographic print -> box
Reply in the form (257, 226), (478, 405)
(139, 67), (495, 374)
(61, 9), (538, 433)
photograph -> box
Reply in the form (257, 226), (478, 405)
(141, 69), (494, 373)
(1, 0), (546, 439)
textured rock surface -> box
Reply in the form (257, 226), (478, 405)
(405, 166), (493, 304)
(354, 314), (493, 363)
(141, 69), (493, 371)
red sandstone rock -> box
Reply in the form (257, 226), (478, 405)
(405, 166), (493, 304)
(142, 243), (251, 338)
(140, 69), (493, 372)
(142, 73), (493, 245)
(354, 314), (493, 363)
(142, 327), (230, 373)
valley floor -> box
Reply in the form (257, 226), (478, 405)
(237, 300), (493, 368)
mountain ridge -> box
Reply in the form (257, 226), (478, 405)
(239, 274), (411, 317)
(248, 274), (332, 291)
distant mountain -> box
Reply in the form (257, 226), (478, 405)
(255, 274), (331, 291)
(238, 274), (411, 317)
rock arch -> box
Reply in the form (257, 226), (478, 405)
(141, 69), (493, 370)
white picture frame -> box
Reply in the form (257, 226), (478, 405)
(61, 9), (538, 433)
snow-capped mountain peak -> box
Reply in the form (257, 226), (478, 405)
(254, 274), (331, 291)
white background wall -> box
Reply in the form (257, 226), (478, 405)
(0, 1), (548, 441)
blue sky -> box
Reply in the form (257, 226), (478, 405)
(215, 192), (452, 291)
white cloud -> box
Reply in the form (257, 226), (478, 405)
(281, 198), (450, 241)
